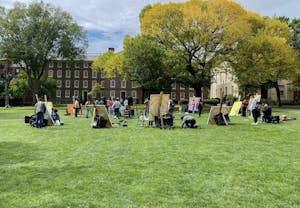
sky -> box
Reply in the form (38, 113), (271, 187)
(1, 0), (299, 54)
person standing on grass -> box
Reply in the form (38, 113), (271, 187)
(34, 97), (46, 128)
(250, 95), (260, 125)
(74, 98), (80, 117)
(85, 100), (90, 118)
(197, 98), (203, 117)
(112, 97), (121, 119)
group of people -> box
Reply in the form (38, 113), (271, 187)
(190, 98), (203, 117)
(83, 97), (132, 120)
(241, 95), (274, 125)
(33, 97), (62, 128)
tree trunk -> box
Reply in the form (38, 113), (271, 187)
(29, 78), (41, 104)
(4, 78), (10, 108)
(274, 82), (282, 107)
(194, 86), (202, 98)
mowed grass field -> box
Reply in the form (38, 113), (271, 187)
(0, 106), (299, 208)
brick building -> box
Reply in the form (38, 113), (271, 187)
(47, 54), (196, 104)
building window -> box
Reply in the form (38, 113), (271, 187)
(121, 80), (126, 88)
(66, 62), (70, 68)
(101, 72), (105, 78)
(171, 92), (176, 100)
(56, 90), (61, 98)
(74, 70), (80, 78)
(74, 90), (79, 97)
(132, 81), (137, 88)
(83, 62), (89, 68)
(83, 80), (88, 88)
(101, 80), (105, 88)
(66, 70), (71, 78)
(92, 80), (97, 87)
(92, 71), (97, 78)
(75, 63), (80, 68)
(189, 92), (194, 98)
(110, 90), (115, 98)
(180, 92), (185, 100)
(74, 80), (79, 88)
(83, 70), (88, 78)
(65, 90), (70, 98)
(57, 70), (62, 78)
(57, 62), (62, 68)
(65, 80), (70, 88)
(131, 90), (137, 98)
(48, 70), (53, 78)
(49, 62), (54, 68)
(57, 80), (62, 88)
(112, 71), (116, 78)
(180, 84), (185, 90)
(171, 83), (176, 89)
(110, 80), (115, 88)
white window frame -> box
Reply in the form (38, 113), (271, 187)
(110, 80), (115, 88)
(65, 90), (70, 98)
(75, 63), (80, 68)
(110, 90), (115, 98)
(83, 80), (88, 88)
(132, 81), (137, 88)
(189, 92), (194, 98)
(101, 72), (105, 78)
(74, 70), (80, 78)
(48, 70), (53, 78)
(121, 80), (126, 88)
(66, 62), (70, 68)
(83, 62), (89, 68)
(180, 84), (185, 90)
(56, 80), (62, 88)
(101, 81), (105, 88)
(131, 90), (137, 98)
(92, 71), (97, 78)
(57, 70), (62, 78)
(74, 90), (79, 97)
(66, 70), (71, 78)
(74, 80), (79, 88)
(49, 62), (54, 68)
(83, 70), (88, 78)
(171, 92), (176, 100)
(92, 80), (97, 87)
(57, 62), (62, 68)
(56, 89), (61, 98)
(65, 80), (70, 88)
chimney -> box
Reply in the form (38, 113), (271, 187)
(108, 48), (115, 52)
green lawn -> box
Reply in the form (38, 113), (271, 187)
(0, 106), (299, 208)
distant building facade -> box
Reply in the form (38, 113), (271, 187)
(47, 54), (196, 104)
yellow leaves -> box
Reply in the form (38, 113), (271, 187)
(91, 51), (124, 78)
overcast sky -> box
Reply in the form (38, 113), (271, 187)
(1, 0), (299, 54)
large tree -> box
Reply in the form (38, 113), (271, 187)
(232, 14), (299, 106)
(122, 35), (172, 92)
(139, 0), (251, 96)
(0, 2), (87, 102)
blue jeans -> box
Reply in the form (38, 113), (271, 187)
(85, 108), (90, 118)
(36, 112), (44, 128)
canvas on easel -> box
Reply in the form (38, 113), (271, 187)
(229, 101), (242, 116)
(207, 106), (231, 125)
(90, 105), (112, 128)
(148, 92), (170, 122)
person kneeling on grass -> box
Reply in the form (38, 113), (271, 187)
(181, 115), (199, 128)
